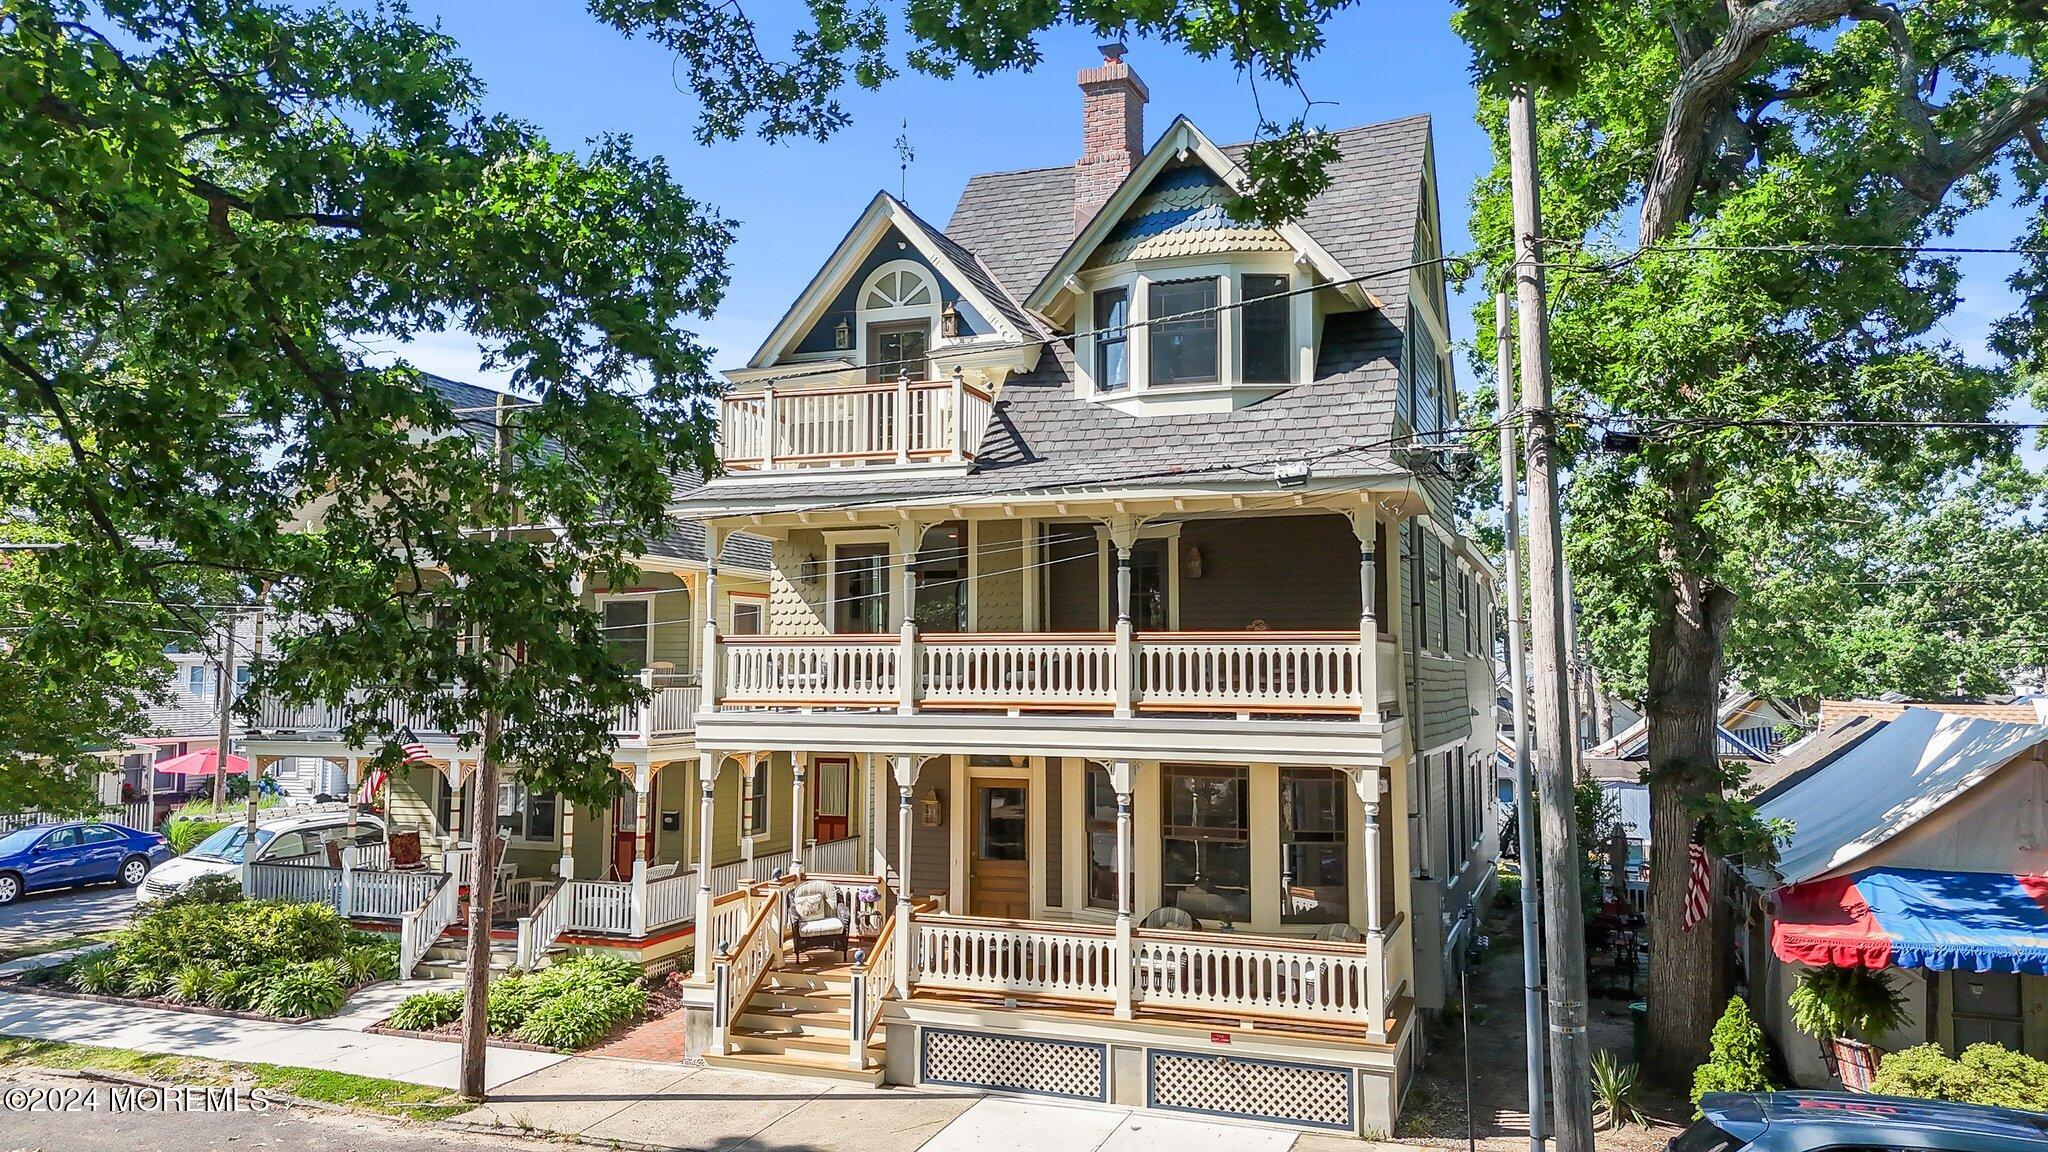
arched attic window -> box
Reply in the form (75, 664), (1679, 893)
(858, 259), (940, 383)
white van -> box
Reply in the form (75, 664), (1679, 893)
(138, 807), (388, 904)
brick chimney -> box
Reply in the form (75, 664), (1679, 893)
(1074, 43), (1148, 234)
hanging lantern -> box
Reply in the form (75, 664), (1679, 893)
(834, 316), (851, 350)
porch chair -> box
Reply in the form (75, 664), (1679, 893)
(1138, 907), (1197, 931)
(387, 831), (426, 871)
(1134, 907), (1197, 993)
(788, 878), (848, 959)
(1311, 923), (1364, 944)
(645, 863), (679, 882)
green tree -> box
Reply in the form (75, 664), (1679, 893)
(4, 0), (728, 1097)
(1456, 1), (2048, 1079)
(1690, 998), (1775, 1111)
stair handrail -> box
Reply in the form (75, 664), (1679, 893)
(847, 900), (901, 1070)
(711, 878), (791, 1055)
(514, 880), (571, 969)
(398, 870), (460, 977)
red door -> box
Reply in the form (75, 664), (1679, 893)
(812, 756), (851, 843)
(610, 793), (636, 881)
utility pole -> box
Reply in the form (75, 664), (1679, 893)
(1496, 289), (1547, 1152)
(212, 611), (237, 809)
(1509, 86), (1594, 1152)
(243, 600), (265, 892)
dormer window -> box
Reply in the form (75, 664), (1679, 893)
(1093, 288), (1130, 391)
(1241, 274), (1291, 384)
(864, 267), (934, 309)
(1148, 277), (1218, 385)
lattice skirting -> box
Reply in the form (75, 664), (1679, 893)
(1146, 1049), (1356, 1132)
(918, 1028), (1108, 1101)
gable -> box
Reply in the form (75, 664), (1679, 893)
(788, 225), (996, 355)
(1088, 165), (1288, 267)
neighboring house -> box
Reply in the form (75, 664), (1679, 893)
(1744, 707), (2048, 1086)
(666, 50), (1498, 1133)
(241, 374), (779, 972)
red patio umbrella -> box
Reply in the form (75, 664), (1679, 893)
(154, 748), (250, 777)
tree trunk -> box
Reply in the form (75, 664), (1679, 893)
(1642, 561), (1736, 1083)
(1591, 667), (1615, 745)
(458, 710), (502, 1101)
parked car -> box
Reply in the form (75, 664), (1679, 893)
(1683, 1093), (2048, 1152)
(138, 808), (387, 904)
(0, 821), (174, 905)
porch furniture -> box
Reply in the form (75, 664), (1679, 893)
(324, 842), (344, 868)
(789, 878), (848, 958)
(646, 863), (679, 882)
(1139, 907), (1197, 931)
(388, 831), (426, 871)
(1313, 923), (1364, 944)
(1135, 907), (1197, 992)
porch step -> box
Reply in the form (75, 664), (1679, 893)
(703, 1049), (884, 1087)
(729, 1025), (865, 1057)
(737, 1004), (854, 1036)
(417, 938), (519, 980)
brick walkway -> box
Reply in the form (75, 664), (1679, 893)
(587, 1004), (694, 1062)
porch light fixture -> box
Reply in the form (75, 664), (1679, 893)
(921, 789), (943, 827)
(940, 300), (961, 338)
(834, 316), (851, 350)
(1186, 545), (1204, 579)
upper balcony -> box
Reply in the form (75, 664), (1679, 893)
(248, 671), (701, 751)
(719, 373), (995, 473)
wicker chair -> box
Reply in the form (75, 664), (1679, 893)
(788, 878), (847, 958)
(1139, 906), (1198, 931)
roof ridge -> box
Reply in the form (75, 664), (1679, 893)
(955, 112), (1433, 185)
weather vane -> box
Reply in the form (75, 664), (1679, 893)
(895, 119), (915, 203)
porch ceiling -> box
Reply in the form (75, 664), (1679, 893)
(693, 709), (1403, 767)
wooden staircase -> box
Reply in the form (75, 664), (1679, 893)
(704, 952), (886, 1086)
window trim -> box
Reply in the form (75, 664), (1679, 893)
(1092, 287), (1131, 393)
(1146, 275), (1222, 387)
(1239, 272), (1294, 386)
(826, 532), (895, 635)
(496, 780), (560, 846)
(739, 756), (772, 842)
(728, 592), (768, 636)
(595, 591), (655, 670)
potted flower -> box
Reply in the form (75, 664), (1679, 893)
(1789, 964), (1908, 1091)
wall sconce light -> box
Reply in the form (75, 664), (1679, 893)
(1186, 545), (1204, 579)
(921, 789), (943, 827)
(834, 317), (851, 350)
(940, 300), (960, 338)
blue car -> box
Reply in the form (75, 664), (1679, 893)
(1684, 1093), (2048, 1152)
(0, 821), (174, 906)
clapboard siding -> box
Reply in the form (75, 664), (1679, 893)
(1416, 655), (1471, 749)
(976, 520), (1026, 631)
(1178, 514), (1361, 631)
(1044, 757), (1064, 908)
(1044, 524), (1101, 631)
(883, 759), (951, 897)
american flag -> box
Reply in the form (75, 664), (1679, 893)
(1682, 822), (1713, 932)
(357, 768), (389, 805)
(396, 726), (432, 764)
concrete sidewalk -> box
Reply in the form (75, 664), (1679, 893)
(0, 984), (564, 1091)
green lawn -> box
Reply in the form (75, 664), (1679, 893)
(0, 933), (113, 965)
(0, 1037), (470, 1121)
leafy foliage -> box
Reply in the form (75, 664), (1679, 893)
(1790, 965), (1910, 1042)
(388, 990), (464, 1032)
(1589, 1050), (1646, 1130)
(68, 896), (377, 1018)
(156, 872), (247, 908)
(1871, 1043), (2048, 1112)
(513, 984), (648, 1050)
(1691, 998), (1776, 1111)
(253, 963), (349, 1019)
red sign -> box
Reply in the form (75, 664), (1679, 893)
(1209, 1032), (1231, 1045)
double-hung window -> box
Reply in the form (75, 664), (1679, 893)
(1241, 274), (1291, 384)
(1093, 289), (1130, 392)
(741, 757), (770, 838)
(497, 782), (558, 842)
(1148, 278), (1218, 385)
(1161, 764), (1250, 922)
(1279, 768), (1350, 924)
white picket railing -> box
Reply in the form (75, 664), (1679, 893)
(911, 917), (1118, 1001)
(1135, 632), (1360, 713)
(516, 882), (572, 969)
(706, 847), (794, 897)
(646, 873), (695, 931)
(246, 862), (342, 907)
(399, 872), (460, 978)
(720, 378), (993, 470)
(722, 637), (899, 705)
(1129, 929), (1374, 1023)
(564, 879), (635, 935)
(919, 635), (1116, 708)
(712, 882), (788, 1053)
(345, 841), (391, 870)
(350, 869), (443, 920)
(2, 802), (156, 834)
(809, 836), (864, 875)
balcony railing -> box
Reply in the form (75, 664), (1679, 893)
(720, 374), (994, 471)
(718, 632), (1404, 717)
(252, 673), (699, 746)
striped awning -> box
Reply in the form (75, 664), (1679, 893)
(1771, 867), (2048, 974)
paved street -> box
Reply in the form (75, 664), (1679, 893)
(0, 884), (135, 960)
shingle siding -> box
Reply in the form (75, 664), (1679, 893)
(1177, 514), (1361, 631)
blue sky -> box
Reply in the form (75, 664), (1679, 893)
(394, 1), (2030, 403)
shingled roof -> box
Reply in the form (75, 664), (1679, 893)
(674, 114), (1435, 514)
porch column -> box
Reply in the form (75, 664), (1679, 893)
(1349, 509), (1381, 723)
(896, 520), (920, 715)
(559, 801), (575, 881)
(893, 753), (917, 996)
(698, 526), (725, 716)
(694, 752), (724, 983)
(340, 757), (359, 917)
(1111, 521), (1136, 719)
(446, 767), (464, 846)
(1357, 770), (1387, 1042)
(1112, 759), (1134, 1019)
(790, 752), (809, 876)
(630, 763), (651, 937)
(947, 367), (967, 463)
(894, 373), (912, 464)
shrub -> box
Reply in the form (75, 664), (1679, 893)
(120, 963), (167, 999)
(167, 964), (219, 1005)
(1790, 965), (1908, 1041)
(1872, 1044), (2048, 1112)
(254, 966), (347, 1019)
(159, 873), (246, 908)
(120, 898), (349, 973)
(69, 954), (124, 995)
(389, 990), (464, 1032)
(342, 942), (398, 984)
(513, 984), (648, 1050)
(1493, 869), (1522, 912)
(1590, 1051), (1647, 1129)
(1692, 998), (1776, 1109)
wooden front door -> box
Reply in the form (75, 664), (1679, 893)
(969, 781), (1030, 919)
(610, 793), (637, 881)
(812, 756), (850, 843)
